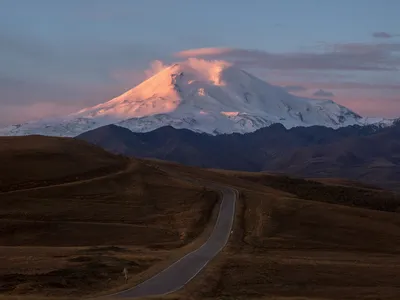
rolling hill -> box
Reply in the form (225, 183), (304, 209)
(1, 136), (400, 299)
(0, 136), (219, 296)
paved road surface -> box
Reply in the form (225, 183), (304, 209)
(111, 185), (237, 298)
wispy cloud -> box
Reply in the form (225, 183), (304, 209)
(177, 48), (232, 57)
(331, 43), (400, 54)
(144, 60), (169, 77)
(176, 43), (400, 71)
(175, 44), (400, 118)
(274, 80), (400, 91)
(2, 28), (400, 125)
(313, 89), (335, 97)
(372, 32), (398, 39)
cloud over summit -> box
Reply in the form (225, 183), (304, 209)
(176, 43), (400, 71)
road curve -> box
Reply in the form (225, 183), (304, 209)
(111, 185), (237, 298)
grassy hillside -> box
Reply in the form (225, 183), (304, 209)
(184, 191), (400, 300)
(2, 137), (400, 299)
(236, 173), (400, 213)
(0, 136), (219, 297)
(146, 162), (400, 300)
(0, 135), (129, 192)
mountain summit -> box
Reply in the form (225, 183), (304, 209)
(0, 59), (394, 137)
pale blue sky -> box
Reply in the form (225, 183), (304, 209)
(0, 0), (399, 125)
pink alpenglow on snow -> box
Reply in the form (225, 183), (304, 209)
(0, 59), (395, 137)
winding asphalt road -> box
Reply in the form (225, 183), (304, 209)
(111, 185), (237, 298)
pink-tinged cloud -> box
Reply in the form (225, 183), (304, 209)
(110, 58), (232, 88)
(177, 47), (233, 57)
(175, 44), (400, 71)
(144, 60), (169, 77)
(108, 56), (400, 119)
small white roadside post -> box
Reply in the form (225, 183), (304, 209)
(123, 267), (128, 283)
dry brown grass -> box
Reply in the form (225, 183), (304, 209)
(308, 177), (383, 190)
(143, 162), (400, 300)
(0, 162), (218, 247)
(0, 246), (163, 297)
(0, 137), (219, 297)
(178, 184), (400, 300)
(0, 136), (130, 192)
(235, 173), (400, 213)
(2, 137), (400, 299)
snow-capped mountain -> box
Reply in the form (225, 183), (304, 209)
(0, 59), (395, 137)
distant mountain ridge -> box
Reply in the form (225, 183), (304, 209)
(0, 59), (395, 137)
(77, 121), (400, 190)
